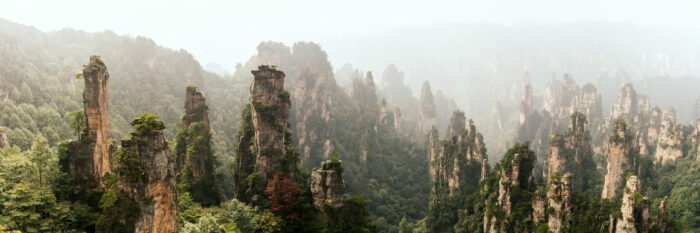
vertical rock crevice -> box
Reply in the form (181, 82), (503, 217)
(602, 119), (635, 199)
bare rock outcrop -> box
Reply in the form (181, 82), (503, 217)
(310, 158), (345, 209)
(602, 119), (635, 199)
(532, 187), (547, 225)
(429, 113), (487, 195)
(545, 112), (592, 191)
(236, 66), (295, 204)
(654, 107), (683, 164)
(419, 81), (437, 135)
(251, 65), (293, 187)
(293, 68), (335, 167)
(83, 56), (112, 181)
(615, 176), (641, 233)
(487, 146), (533, 233)
(61, 56), (116, 189)
(548, 172), (573, 233)
(114, 118), (176, 233)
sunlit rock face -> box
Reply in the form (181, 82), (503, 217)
(654, 107), (683, 164)
(548, 173), (573, 233)
(310, 159), (345, 209)
(83, 55), (112, 182)
(615, 176), (641, 233)
(487, 149), (532, 233)
(61, 56), (117, 190)
(117, 119), (176, 233)
(602, 119), (634, 199)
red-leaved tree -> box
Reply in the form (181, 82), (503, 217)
(264, 171), (302, 219)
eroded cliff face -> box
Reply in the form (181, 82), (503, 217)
(83, 55), (112, 181)
(115, 119), (176, 233)
(293, 68), (334, 167)
(235, 66), (296, 204)
(486, 146), (534, 233)
(429, 112), (488, 195)
(174, 85), (220, 205)
(419, 81), (437, 135)
(545, 112), (592, 191)
(310, 159), (345, 209)
(615, 176), (641, 233)
(62, 56), (115, 189)
(0, 127), (7, 149)
(250, 65), (293, 188)
(547, 173), (573, 233)
(602, 119), (635, 199)
(654, 107), (683, 164)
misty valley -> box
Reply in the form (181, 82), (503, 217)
(0, 9), (699, 233)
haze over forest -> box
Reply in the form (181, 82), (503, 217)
(0, 1), (698, 233)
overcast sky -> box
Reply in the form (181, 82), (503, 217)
(1, 0), (699, 71)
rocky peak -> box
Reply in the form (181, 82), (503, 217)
(250, 65), (293, 187)
(0, 127), (7, 149)
(83, 55), (112, 184)
(379, 100), (395, 128)
(419, 81), (437, 135)
(61, 56), (115, 189)
(520, 80), (534, 126)
(176, 85), (211, 177)
(602, 119), (634, 199)
(427, 127), (440, 181)
(548, 172), (573, 233)
(393, 107), (402, 132)
(545, 112), (591, 191)
(615, 176), (641, 233)
(655, 107), (683, 164)
(610, 84), (638, 126)
(174, 85), (221, 205)
(446, 111), (466, 138)
(310, 158), (345, 209)
(115, 117), (176, 233)
(487, 146), (534, 233)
